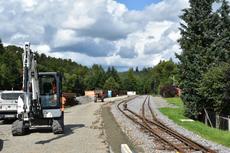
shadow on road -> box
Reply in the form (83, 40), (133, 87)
(30, 127), (53, 133)
(35, 124), (85, 144)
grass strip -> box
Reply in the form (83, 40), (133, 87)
(160, 98), (230, 147)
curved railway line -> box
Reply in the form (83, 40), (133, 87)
(117, 95), (217, 153)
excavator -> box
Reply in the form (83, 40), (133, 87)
(12, 42), (64, 136)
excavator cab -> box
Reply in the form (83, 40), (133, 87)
(38, 72), (64, 133)
(39, 72), (62, 109)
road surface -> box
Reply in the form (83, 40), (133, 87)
(0, 101), (108, 153)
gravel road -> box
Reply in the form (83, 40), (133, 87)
(0, 100), (109, 153)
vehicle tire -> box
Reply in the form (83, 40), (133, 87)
(52, 116), (64, 134)
(12, 120), (26, 136)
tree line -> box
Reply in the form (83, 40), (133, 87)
(0, 40), (177, 96)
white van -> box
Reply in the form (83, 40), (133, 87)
(0, 91), (23, 120)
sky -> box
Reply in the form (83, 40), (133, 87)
(0, 0), (226, 71)
(116, 0), (161, 10)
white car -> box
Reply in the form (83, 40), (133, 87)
(0, 90), (23, 120)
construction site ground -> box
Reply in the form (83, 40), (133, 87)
(0, 96), (135, 153)
(0, 96), (129, 153)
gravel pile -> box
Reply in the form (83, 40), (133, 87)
(75, 96), (94, 104)
(149, 96), (230, 153)
(75, 95), (128, 105)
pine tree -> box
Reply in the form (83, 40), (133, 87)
(103, 76), (120, 92)
(210, 0), (230, 63)
(177, 0), (216, 118)
(124, 69), (137, 91)
(106, 66), (121, 87)
(198, 0), (230, 114)
(84, 64), (106, 90)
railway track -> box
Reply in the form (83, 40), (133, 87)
(117, 95), (216, 153)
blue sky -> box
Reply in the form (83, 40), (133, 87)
(116, 0), (161, 10)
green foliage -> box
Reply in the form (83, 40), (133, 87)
(36, 54), (89, 93)
(0, 41), (177, 96)
(177, 0), (230, 117)
(118, 61), (178, 95)
(103, 76), (120, 92)
(151, 60), (178, 93)
(0, 43), (89, 92)
(106, 66), (121, 86)
(74, 76), (85, 96)
(198, 63), (230, 114)
(84, 64), (106, 90)
(0, 45), (23, 90)
(122, 69), (138, 91)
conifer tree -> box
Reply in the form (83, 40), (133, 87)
(177, 0), (216, 118)
(210, 0), (230, 63)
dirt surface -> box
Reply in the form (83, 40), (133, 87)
(0, 101), (109, 153)
(102, 102), (143, 153)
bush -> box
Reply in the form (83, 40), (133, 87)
(198, 63), (230, 114)
(160, 85), (177, 98)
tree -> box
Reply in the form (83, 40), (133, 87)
(211, 0), (230, 64)
(177, 0), (216, 118)
(123, 68), (137, 91)
(84, 64), (106, 90)
(74, 76), (85, 96)
(198, 63), (230, 114)
(223, 65), (230, 113)
(151, 60), (178, 93)
(135, 66), (139, 72)
(103, 77), (120, 92)
(106, 66), (121, 85)
(0, 40), (91, 92)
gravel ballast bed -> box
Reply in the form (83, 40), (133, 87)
(111, 96), (230, 153)
(149, 96), (230, 153)
(111, 96), (173, 153)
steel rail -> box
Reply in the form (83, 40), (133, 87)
(141, 96), (186, 153)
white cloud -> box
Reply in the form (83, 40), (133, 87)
(53, 29), (76, 47)
(0, 0), (191, 70)
(21, 0), (38, 11)
(32, 44), (51, 54)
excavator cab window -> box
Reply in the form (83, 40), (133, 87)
(39, 75), (60, 108)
